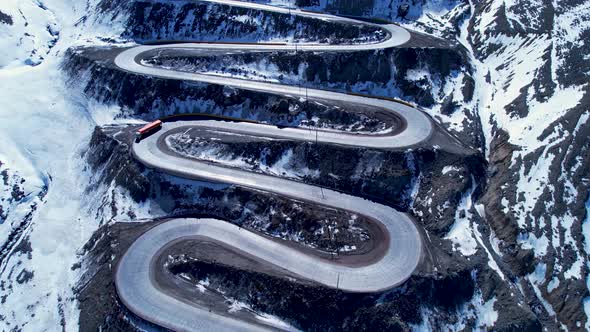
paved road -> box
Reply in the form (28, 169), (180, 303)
(114, 0), (431, 331)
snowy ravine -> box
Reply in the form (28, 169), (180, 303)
(0, 0), (126, 330)
(465, 0), (590, 330)
(409, 0), (589, 330)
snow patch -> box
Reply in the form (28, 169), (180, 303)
(0, 0), (128, 328)
(528, 263), (556, 316)
(445, 181), (477, 256)
(412, 291), (498, 331)
(442, 165), (461, 175)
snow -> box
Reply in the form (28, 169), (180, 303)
(149, 58), (292, 85)
(0, 134), (45, 189)
(563, 243), (584, 280)
(442, 165), (461, 175)
(341, 245), (357, 252)
(255, 313), (297, 331)
(445, 181), (478, 256)
(433, 0), (590, 327)
(405, 68), (430, 82)
(528, 263), (556, 316)
(225, 297), (298, 331)
(513, 150), (555, 229)
(0, 0), (585, 329)
(329, 0), (461, 22)
(87, 181), (155, 224)
(0, 0), (126, 329)
(166, 133), (321, 181)
(474, 296), (498, 328)
(474, 0), (502, 37)
(510, 86), (583, 152)
(412, 292), (498, 331)
(0, 0), (58, 68)
(406, 152), (422, 206)
(518, 233), (549, 257)
(463, 4), (589, 325)
(547, 277), (560, 293)
(227, 299), (250, 313)
(196, 278), (210, 293)
(473, 204), (506, 280)
(130, 1), (385, 45)
(475, 232), (505, 280)
(0, 133), (46, 246)
(0, 58), (96, 331)
(488, 229), (502, 256)
(475, 33), (559, 149)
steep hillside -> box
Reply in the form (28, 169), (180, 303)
(249, 0), (590, 329)
(467, 0), (590, 329)
(0, 0), (587, 330)
(0, 0), (125, 329)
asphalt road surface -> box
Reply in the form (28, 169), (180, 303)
(114, 0), (431, 330)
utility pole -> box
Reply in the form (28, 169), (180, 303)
(333, 222), (337, 257)
(327, 223), (332, 252)
(317, 128), (324, 201)
(315, 128), (318, 144)
(336, 273), (340, 290)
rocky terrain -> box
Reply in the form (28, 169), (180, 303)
(98, 0), (387, 44)
(66, 47), (404, 134)
(0, 0), (587, 331)
(78, 110), (530, 331)
(466, 1), (590, 329)
(139, 41), (482, 145)
(78, 219), (477, 331)
(282, 0), (590, 329)
(87, 125), (384, 253)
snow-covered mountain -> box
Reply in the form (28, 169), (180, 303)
(0, 0), (588, 330)
(0, 1), (124, 329)
(466, 1), (590, 329)
(299, 0), (590, 329)
(0, 0), (59, 68)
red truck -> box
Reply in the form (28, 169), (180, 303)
(135, 120), (162, 140)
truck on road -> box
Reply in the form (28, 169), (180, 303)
(135, 120), (162, 140)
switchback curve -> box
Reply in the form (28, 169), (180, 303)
(114, 1), (434, 330)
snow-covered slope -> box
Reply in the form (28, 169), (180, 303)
(403, 0), (589, 329)
(283, 0), (590, 329)
(0, 0), (588, 330)
(314, 0), (589, 328)
(0, 0), (59, 68)
(0, 0), (126, 330)
(465, 0), (590, 330)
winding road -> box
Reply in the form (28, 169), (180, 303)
(114, 0), (434, 330)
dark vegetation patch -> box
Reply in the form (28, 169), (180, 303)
(15, 269), (34, 284)
(141, 45), (469, 109)
(124, 1), (385, 44)
(167, 257), (475, 331)
(64, 48), (394, 133)
(77, 220), (480, 331)
(0, 11), (13, 25)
